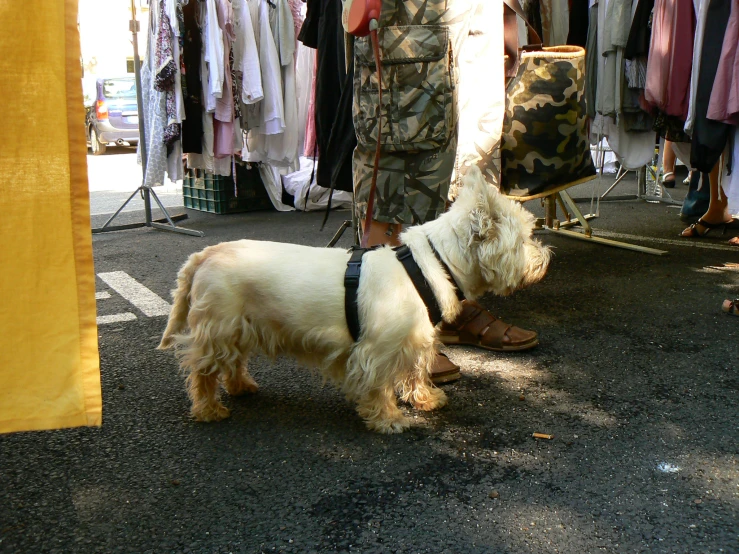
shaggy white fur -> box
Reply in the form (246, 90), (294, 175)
(158, 166), (551, 433)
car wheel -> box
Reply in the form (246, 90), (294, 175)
(90, 127), (107, 155)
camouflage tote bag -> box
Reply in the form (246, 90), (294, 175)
(500, 45), (597, 198)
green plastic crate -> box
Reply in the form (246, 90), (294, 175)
(182, 165), (273, 214)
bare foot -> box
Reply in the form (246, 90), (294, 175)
(729, 237), (739, 246)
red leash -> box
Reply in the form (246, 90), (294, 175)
(360, 27), (382, 248)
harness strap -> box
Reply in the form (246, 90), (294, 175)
(343, 243), (464, 343)
(395, 245), (444, 326)
(344, 247), (370, 342)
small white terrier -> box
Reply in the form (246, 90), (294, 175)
(158, 167), (551, 433)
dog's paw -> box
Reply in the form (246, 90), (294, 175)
(191, 403), (231, 422)
(366, 415), (412, 434)
(412, 387), (448, 411)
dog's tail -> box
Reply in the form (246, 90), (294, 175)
(157, 250), (209, 350)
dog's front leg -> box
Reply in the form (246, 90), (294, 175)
(397, 358), (448, 412)
(355, 385), (412, 434)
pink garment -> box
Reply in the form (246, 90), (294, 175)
(213, 119), (235, 158)
(215, 0), (234, 124)
(645, 0), (696, 119)
(289, 0), (304, 46)
(214, 0), (235, 158)
(303, 49), (318, 157)
(706, 0), (739, 125)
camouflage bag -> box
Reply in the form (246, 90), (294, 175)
(500, 45), (597, 198)
(353, 24), (454, 153)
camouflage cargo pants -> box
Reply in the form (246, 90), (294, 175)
(353, 0), (504, 224)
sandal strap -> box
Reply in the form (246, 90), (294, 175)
(697, 218), (729, 229)
(663, 172), (675, 180)
(480, 318), (513, 348)
(462, 310), (498, 337)
(450, 303), (486, 329)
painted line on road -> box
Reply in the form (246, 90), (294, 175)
(97, 271), (171, 317)
(97, 313), (137, 325)
(96, 292), (111, 300)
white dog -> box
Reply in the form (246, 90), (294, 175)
(158, 166), (551, 433)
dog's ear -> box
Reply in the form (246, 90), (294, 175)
(522, 240), (552, 287)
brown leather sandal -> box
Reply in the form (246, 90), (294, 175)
(438, 300), (538, 352)
(430, 352), (461, 385)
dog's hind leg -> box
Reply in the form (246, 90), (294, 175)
(222, 363), (259, 396)
(356, 386), (412, 434)
(180, 306), (251, 421)
(187, 369), (230, 422)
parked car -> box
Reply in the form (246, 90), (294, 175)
(85, 77), (140, 155)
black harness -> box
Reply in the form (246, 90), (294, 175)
(344, 243), (465, 342)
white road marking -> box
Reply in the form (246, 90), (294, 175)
(97, 313), (137, 325)
(97, 271), (171, 317)
(95, 292), (111, 300)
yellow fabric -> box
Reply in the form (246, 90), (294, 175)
(0, 0), (102, 433)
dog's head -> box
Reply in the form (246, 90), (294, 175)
(446, 167), (551, 297)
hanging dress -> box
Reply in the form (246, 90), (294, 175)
(644, 0), (695, 120)
(706, 0), (739, 125)
(684, 0), (710, 134)
(139, 2), (173, 187)
(181, 0), (204, 153)
(690, 0), (732, 172)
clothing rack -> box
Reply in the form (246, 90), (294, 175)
(586, 138), (682, 207)
(93, 0), (203, 237)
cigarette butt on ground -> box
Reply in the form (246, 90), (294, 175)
(533, 433), (554, 440)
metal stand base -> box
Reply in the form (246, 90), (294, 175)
(598, 165), (639, 201)
(638, 166), (682, 206)
(92, 186), (203, 237)
(95, 1), (204, 238)
(535, 190), (667, 256)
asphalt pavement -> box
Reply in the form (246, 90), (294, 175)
(1, 161), (737, 554)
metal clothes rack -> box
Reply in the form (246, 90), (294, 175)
(93, 0), (203, 237)
(588, 137), (682, 206)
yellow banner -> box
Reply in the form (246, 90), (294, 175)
(0, 0), (102, 433)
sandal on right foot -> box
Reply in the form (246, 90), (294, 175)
(439, 301), (539, 352)
(680, 218), (731, 238)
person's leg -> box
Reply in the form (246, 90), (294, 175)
(679, 170), (711, 223)
(662, 140), (677, 187)
(361, 219), (402, 248)
(681, 159), (732, 237)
